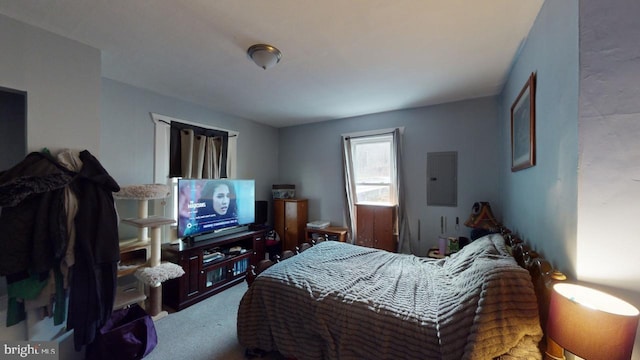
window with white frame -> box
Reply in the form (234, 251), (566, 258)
(350, 133), (397, 204)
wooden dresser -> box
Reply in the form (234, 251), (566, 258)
(274, 198), (308, 252)
(355, 203), (397, 252)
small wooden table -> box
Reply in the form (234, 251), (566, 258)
(305, 226), (348, 243)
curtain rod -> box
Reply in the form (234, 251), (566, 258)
(344, 130), (397, 140)
(160, 119), (237, 137)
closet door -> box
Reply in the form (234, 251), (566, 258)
(284, 200), (300, 246)
(274, 199), (285, 246)
(274, 199), (308, 252)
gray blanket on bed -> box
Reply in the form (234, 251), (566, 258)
(237, 234), (543, 360)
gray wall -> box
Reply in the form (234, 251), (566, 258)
(100, 79), (281, 238)
(498, 0), (579, 277)
(0, 13), (280, 356)
(100, 78), (280, 201)
(278, 97), (501, 256)
(4, 0), (640, 357)
(577, 0), (640, 292)
(501, 1), (640, 356)
(0, 12), (102, 359)
(0, 13), (101, 155)
(576, 1), (640, 348)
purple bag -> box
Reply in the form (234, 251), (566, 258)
(86, 304), (158, 360)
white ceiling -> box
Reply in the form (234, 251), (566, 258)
(0, 0), (544, 128)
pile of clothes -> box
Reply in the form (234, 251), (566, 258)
(0, 149), (120, 351)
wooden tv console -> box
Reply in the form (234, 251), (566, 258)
(161, 229), (267, 311)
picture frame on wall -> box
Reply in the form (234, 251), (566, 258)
(510, 72), (536, 172)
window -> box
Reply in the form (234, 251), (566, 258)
(151, 113), (238, 240)
(170, 177), (179, 222)
(350, 134), (397, 204)
(343, 128), (407, 252)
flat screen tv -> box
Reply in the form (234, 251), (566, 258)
(177, 178), (255, 239)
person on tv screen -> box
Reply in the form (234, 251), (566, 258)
(202, 180), (238, 218)
(179, 180), (240, 238)
(197, 180), (239, 232)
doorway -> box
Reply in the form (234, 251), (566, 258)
(0, 86), (27, 171)
(0, 86), (26, 302)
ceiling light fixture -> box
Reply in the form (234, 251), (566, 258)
(247, 44), (282, 70)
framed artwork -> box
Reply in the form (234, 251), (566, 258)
(510, 72), (536, 172)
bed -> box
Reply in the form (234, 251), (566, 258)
(237, 233), (556, 360)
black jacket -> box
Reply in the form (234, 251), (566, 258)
(66, 150), (120, 351)
(0, 151), (74, 276)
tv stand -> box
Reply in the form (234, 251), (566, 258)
(161, 229), (266, 311)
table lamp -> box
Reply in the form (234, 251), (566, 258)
(464, 201), (500, 230)
(547, 283), (639, 360)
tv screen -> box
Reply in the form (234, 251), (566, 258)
(177, 179), (255, 239)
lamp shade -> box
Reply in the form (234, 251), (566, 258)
(464, 201), (500, 230)
(547, 283), (639, 360)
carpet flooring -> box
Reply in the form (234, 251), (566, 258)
(144, 282), (284, 360)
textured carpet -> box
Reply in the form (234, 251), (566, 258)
(144, 282), (284, 360)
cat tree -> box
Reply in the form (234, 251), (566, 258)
(114, 184), (183, 320)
